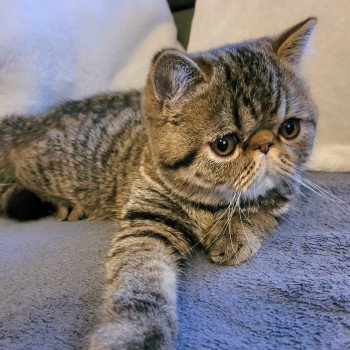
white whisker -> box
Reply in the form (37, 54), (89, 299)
(298, 173), (347, 205)
(275, 162), (349, 215)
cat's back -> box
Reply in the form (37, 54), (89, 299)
(1, 90), (142, 145)
(50, 89), (142, 135)
(55, 90), (141, 120)
(48, 90), (143, 157)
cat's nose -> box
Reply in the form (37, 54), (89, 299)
(247, 129), (276, 154)
(258, 142), (273, 155)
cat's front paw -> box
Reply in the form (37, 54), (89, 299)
(89, 321), (175, 350)
(208, 230), (261, 266)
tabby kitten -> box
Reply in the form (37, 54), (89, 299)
(0, 18), (317, 349)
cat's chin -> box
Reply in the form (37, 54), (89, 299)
(241, 173), (276, 201)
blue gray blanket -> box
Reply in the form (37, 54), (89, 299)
(1, 172), (349, 349)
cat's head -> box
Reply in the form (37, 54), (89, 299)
(142, 17), (317, 204)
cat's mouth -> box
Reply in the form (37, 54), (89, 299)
(237, 148), (290, 201)
(240, 171), (276, 201)
(214, 171), (276, 202)
(214, 159), (278, 202)
(240, 156), (278, 200)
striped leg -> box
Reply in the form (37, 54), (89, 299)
(89, 234), (181, 349)
(88, 167), (198, 349)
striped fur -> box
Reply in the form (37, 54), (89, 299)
(0, 18), (317, 349)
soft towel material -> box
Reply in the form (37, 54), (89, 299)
(188, 0), (350, 171)
(0, 0), (179, 117)
(1, 172), (349, 349)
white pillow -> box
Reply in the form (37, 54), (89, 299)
(0, 0), (180, 117)
(188, 0), (350, 171)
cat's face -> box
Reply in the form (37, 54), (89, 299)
(142, 18), (317, 204)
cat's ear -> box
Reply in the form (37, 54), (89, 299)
(150, 49), (209, 103)
(271, 17), (317, 66)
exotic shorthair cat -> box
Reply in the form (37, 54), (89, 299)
(0, 18), (317, 349)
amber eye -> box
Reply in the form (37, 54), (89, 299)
(210, 134), (238, 156)
(279, 118), (300, 139)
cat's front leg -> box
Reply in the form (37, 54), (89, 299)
(204, 205), (282, 266)
(89, 226), (185, 350)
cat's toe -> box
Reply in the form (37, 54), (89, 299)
(209, 241), (240, 265)
(209, 233), (261, 266)
(229, 239), (261, 266)
(67, 204), (85, 221)
(55, 205), (69, 221)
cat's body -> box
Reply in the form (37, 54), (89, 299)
(0, 90), (143, 221)
(0, 18), (317, 349)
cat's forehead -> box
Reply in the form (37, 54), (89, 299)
(218, 46), (281, 108)
(204, 45), (287, 135)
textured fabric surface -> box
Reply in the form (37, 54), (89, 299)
(0, 0), (179, 117)
(0, 172), (349, 349)
(188, 0), (350, 171)
(0, 219), (116, 349)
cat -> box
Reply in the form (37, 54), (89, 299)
(0, 17), (317, 349)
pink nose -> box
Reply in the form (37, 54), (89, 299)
(258, 142), (273, 155)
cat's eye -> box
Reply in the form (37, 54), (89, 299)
(279, 118), (300, 139)
(210, 134), (238, 157)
